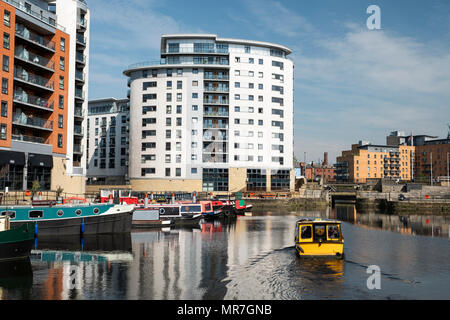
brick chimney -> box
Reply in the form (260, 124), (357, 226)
(322, 152), (328, 166)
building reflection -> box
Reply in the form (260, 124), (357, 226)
(333, 205), (450, 238)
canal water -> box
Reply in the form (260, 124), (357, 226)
(1, 205), (450, 300)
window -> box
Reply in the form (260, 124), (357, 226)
(143, 81), (157, 90)
(60, 38), (65, 51)
(177, 80), (182, 89)
(248, 95), (254, 101)
(191, 168), (198, 174)
(59, 76), (64, 90)
(1, 101), (6, 117)
(193, 68), (198, 74)
(235, 57), (240, 63)
(3, 33), (9, 49)
(235, 82), (240, 88)
(2, 78), (8, 94)
(141, 168), (155, 176)
(177, 68), (183, 76)
(258, 58), (263, 65)
(192, 129), (197, 135)
(249, 58), (254, 64)
(167, 69), (172, 77)
(235, 106), (240, 112)
(56, 133), (62, 148)
(165, 168), (170, 177)
(166, 142), (171, 151)
(165, 154), (171, 163)
(166, 105), (172, 114)
(166, 129), (171, 138)
(245, 45), (251, 53)
(60, 57), (65, 70)
(166, 81), (172, 89)
(2, 55), (8, 72)
(59, 95), (64, 109)
(235, 94), (240, 100)
(272, 60), (284, 70)
(192, 93), (198, 99)
(176, 118), (182, 126)
(176, 168), (181, 176)
(4, 10), (10, 27)
(166, 93), (172, 102)
(258, 72), (263, 78)
(249, 83), (254, 89)
(248, 71), (254, 77)
(58, 115), (63, 128)
(192, 105), (198, 111)
(176, 105), (182, 114)
(0, 123), (6, 140)
(235, 70), (240, 76)
(166, 118), (171, 126)
(192, 80), (198, 86)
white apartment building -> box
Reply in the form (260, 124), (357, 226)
(49, 0), (90, 180)
(86, 98), (129, 185)
(123, 34), (294, 193)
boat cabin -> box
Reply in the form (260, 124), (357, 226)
(294, 219), (344, 258)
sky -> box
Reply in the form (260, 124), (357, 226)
(86, 0), (450, 164)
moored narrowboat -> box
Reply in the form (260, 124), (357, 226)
(135, 203), (202, 227)
(0, 203), (134, 236)
(0, 216), (34, 261)
(294, 218), (344, 258)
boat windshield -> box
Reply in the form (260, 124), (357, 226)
(328, 225), (340, 239)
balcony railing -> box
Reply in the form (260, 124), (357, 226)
(14, 91), (54, 110)
(162, 47), (229, 54)
(203, 134), (228, 141)
(75, 70), (85, 81)
(203, 111), (229, 117)
(204, 86), (229, 92)
(76, 52), (86, 64)
(12, 134), (46, 144)
(75, 88), (84, 99)
(204, 74), (229, 80)
(74, 108), (85, 117)
(12, 113), (53, 130)
(4, 0), (65, 31)
(203, 99), (229, 105)
(76, 33), (86, 45)
(203, 123), (229, 129)
(14, 69), (54, 90)
(74, 125), (84, 135)
(15, 26), (55, 51)
(73, 144), (83, 153)
(15, 49), (55, 71)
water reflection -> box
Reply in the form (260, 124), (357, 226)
(332, 205), (450, 238)
(0, 258), (33, 299)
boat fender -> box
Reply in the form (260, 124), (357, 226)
(81, 236), (84, 250)
(160, 208), (165, 214)
(34, 222), (38, 236)
(81, 219), (85, 234)
(34, 237), (38, 249)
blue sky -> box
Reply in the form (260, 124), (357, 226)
(87, 0), (450, 163)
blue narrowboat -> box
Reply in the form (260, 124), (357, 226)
(0, 203), (135, 236)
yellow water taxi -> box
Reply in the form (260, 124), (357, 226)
(294, 218), (344, 258)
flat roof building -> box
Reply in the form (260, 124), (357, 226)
(123, 34), (294, 193)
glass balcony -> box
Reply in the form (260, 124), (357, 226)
(12, 134), (46, 144)
(14, 68), (54, 90)
(73, 144), (83, 153)
(76, 33), (86, 46)
(162, 47), (229, 54)
(78, 18), (87, 28)
(75, 70), (85, 82)
(75, 88), (84, 99)
(74, 125), (84, 135)
(203, 122), (228, 129)
(13, 90), (53, 111)
(204, 74), (229, 80)
(15, 25), (55, 51)
(76, 52), (86, 64)
(203, 111), (229, 117)
(12, 113), (53, 130)
(204, 86), (229, 93)
(74, 108), (85, 117)
(14, 49), (55, 71)
(203, 98), (229, 105)
(4, 0), (65, 31)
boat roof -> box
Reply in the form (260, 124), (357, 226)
(296, 218), (342, 224)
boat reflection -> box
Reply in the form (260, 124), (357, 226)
(331, 205), (450, 238)
(0, 258), (33, 299)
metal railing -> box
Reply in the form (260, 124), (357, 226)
(13, 91), (54, 110)
(12, 113), (53, 130)
(15, 49), (55, 70)
(11, 134), (46, 144)
(204, 99), (229, 105)
(15, 26), (55, 51)
(14, 69), (54, 90)
(3, 0), (65, 31)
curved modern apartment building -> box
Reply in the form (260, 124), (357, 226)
(123, 34), (294, 193)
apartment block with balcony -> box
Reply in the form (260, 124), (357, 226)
(48, 0), (89, 180)
(123, 34), (294, 193)
(335, 141), (414, 183)
(86, 98), (129, 185)
(0, 0), (73, 192)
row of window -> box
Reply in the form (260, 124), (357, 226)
(92, 158), (127, 169)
